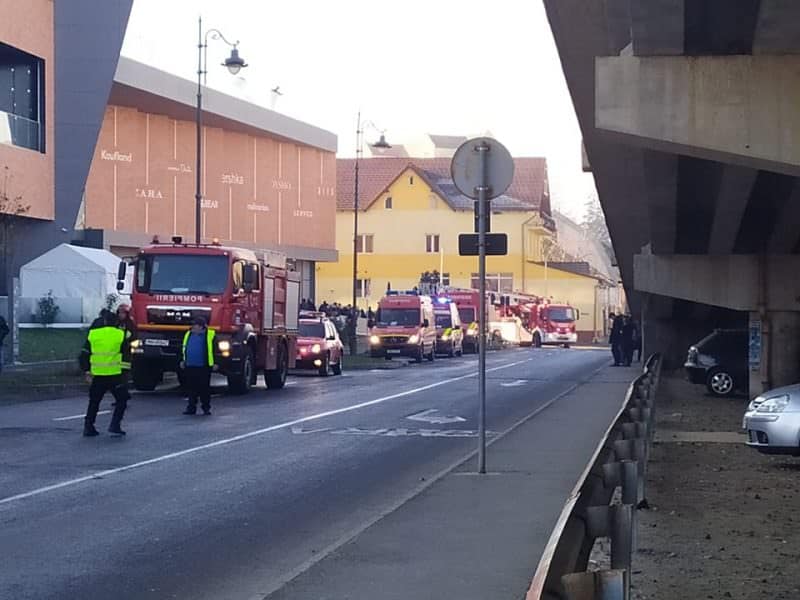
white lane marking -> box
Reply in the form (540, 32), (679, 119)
(0, 358), (531, 508)
(329, 427), (495, 438)
(290, 425), (331, 435)
(53, 411), (110, 422)
(286, 381), (298, 387)
(500, 380), (527, 388)
(406, 409), (466, 424)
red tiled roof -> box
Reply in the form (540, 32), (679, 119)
(336, 157), (551, 215)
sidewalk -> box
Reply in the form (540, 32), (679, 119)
(268, 363), (640, 600)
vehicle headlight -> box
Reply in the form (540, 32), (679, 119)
(408, 334), (420, 344)
(370, 335), (381, 345)
(130, 339), (142, 349)
(311, 343), (321, 354)
(466, 329), (477, 336)
(756, 394), (791, 413)
(218, 340), (231, 352)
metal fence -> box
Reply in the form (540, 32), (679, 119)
(527, 353), (662, 600)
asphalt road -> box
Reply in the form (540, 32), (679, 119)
(0, 347), (611, 600)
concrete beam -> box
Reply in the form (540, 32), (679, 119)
(754, 0), (800, 54)
(634, 253), (800, 312)
(595, 55), (800, 177)
(708, 165), (757, 254)
(629, 0), (684, 56)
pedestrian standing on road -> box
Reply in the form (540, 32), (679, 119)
(0, 314), (9, 375)
(609, 313), (625, 366)
(79, 312), (129, 437)
(181, 317), (216, 416)
(621, 315), (637, 367)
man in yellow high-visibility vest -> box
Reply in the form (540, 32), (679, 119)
(80, 311), (130, 437)
(180, 316), (217, 416)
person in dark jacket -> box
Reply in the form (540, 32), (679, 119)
(0, 315), (9, 374)
(621, 315), (638, 367)
(180, 317), (216, 416)
(609, 313), (625, 366)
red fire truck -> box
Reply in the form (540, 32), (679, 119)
(491, 292), (579, 348)
(118, 236), (299, 394)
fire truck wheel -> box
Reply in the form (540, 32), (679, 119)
(332, 355), (343, 375)
(132, 365), (159, 392)
(456, 345), (463, 357)
(318, 354), (330, 377)
(265, 342), (288, 390)
(228, 351), (254, 395)
(427, 345), (435, 362)
(414, 347), (424, 363)
(533, 333), (543, 348)
(448, 344), (455, 358)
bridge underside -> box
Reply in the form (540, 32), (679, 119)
(545, 0), (800, 394)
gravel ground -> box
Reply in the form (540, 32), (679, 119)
(630, 375), (800, 600)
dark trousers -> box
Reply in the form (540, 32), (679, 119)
(86, 375), (129, 427)
(185, 366), (212, 410)
(622, 341), (634, 366)
(611, 342), (623, 365)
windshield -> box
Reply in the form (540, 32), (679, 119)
(377, 308), (420, 327)
(458, 307), (475, 323)
(546, 307), (575, 322)
(138, 254), (229, 295)
(299, 322), (325, 338)
(435, 313), (452, 328)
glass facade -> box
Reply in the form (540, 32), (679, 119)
(0, 42), (45, 153)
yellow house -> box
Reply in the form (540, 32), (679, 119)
(316, 156), (556, 306)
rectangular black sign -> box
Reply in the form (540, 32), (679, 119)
(458, 233), (508, 256)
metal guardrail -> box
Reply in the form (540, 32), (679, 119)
(527, 354), (663, 600)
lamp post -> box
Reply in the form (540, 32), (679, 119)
(352, 112), (390, 312)
(195, 16), (248, 244)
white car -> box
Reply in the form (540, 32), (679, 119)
(743, 384), (800, 456)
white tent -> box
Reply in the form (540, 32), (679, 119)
(20, 243), (123, 299)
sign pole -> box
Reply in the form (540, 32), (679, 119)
(476, 141), (489, 474)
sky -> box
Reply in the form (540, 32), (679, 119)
(122, 0), (597, 220)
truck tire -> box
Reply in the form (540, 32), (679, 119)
(427, 345), (435, 362)
(414, 346), (423, 363)
(176, 367), (188, 389)
(533, 333), (542, 348)
(132, 365), (159, 392)
(332, 355), (343, 375)
(228, 350), (254, 395)
(266, 342), (288, 390)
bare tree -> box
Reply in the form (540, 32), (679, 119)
(581, 193), (611, 247)
(0, 165), (31, 294)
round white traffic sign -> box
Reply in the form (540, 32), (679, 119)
(450, 137), (514, 200)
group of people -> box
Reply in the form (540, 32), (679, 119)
(79, 304), (219, 437)
(608, 312), (641, 367)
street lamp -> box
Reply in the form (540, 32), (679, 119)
(352, 112), (390, 313)
(195, 16), (248, 244)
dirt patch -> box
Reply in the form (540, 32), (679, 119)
(631, 375), (800, 600)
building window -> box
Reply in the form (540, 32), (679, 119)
(471, 272), (513, 293)
(356, 234), (374, 253)
(409, 176), (414, 185)
(356, 278), (371, 298)
(385, 197), (393, 209)
(441, 272), (450, 286)
(0, 42), (45, 153)
(425, 234), (440, 253)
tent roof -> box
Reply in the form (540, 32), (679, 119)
(21, 243), (121, 273)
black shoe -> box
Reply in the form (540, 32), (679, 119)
(108, 425), (126, 436)
(183, 407), (197, 415)
(83, 425), (99, 437)
(202, 408), (212, 416)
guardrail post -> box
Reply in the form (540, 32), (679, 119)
(586, 504), (634, 598)
(562, 569), (627, 600)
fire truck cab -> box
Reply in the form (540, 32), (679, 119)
(121, 237), (299, 394)
(369, 291), (436, 362)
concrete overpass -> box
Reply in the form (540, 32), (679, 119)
(544, 0), (800, 395)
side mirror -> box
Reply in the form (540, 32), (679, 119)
(117, 261), (127, 281)
(423, 319), (430, 328)
(116, 281), (124, 292)
(243, 264), (257, 291)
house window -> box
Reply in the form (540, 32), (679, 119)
(471, 272), (513, 293)
(441, 272), (450, 286)
(385, 197), (393, 209)
(356, 234), (374, 253)
(356, 278), (371, 298)
(425, 234), (440, 253)
(0, 42), (46, 152)
(409, 176), (415, 185)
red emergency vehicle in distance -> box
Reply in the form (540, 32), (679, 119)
(444, 289), (481, 353)
(369, 291), (436, 362)
(524, 300), (579, 348)
(119, 236), (299, 394)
